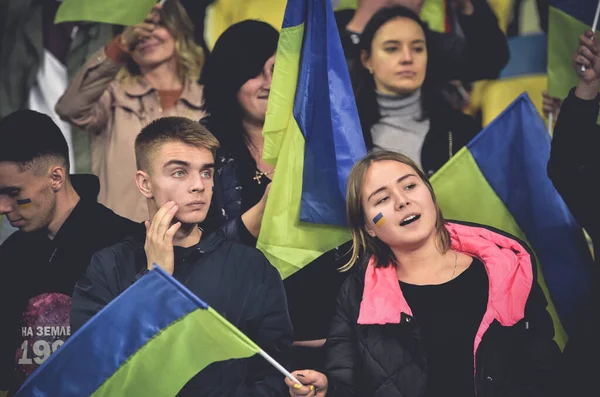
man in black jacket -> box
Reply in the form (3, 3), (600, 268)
(70, 117), (293, 396)
(547, 30), (600, 397)
(0, 110), (141, 396)
(338, 0), (509, 83)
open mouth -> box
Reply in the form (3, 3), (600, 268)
(400, 214), (420, 226)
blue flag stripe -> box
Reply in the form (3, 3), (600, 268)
(17, 268), (203, 396)
(550, 0), (599, 26)
(282, 0), (307, 28)
(293, 0), (366, 226)
(467, 94), (593, 330)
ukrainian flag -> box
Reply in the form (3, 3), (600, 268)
(548, 0), (599, 99)
(431, 94), (594, 348)
(257, 0), (367, 279)
(55, 0), (157, 25)
(15, 268), (262, 397)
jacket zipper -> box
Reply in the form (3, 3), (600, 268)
(448, 131), (454, 158)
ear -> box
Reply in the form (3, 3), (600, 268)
(365, 227), (376, 238)
(360, 49), (373, 74)
(135, 170), (153, 199)
(49, 166), (67, 192)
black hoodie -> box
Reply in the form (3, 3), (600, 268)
(0, 174), (141, 395)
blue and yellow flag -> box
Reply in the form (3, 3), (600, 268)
(55, 0), (157, 25)
(16, 268), (261, 397)
(548, 0), (599, 99)
(431, 94), (594, 348)
(257, 0), (366, 278)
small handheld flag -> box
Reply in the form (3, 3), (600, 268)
(16, 266), (298, 396)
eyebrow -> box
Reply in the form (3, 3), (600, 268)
(163, 160), (190, 169)
(367, 173), (416, 202)
(382, 39), (425, 45)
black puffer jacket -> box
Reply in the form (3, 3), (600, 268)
(547, 89), (600, 397)
(323, 222), (559, 397)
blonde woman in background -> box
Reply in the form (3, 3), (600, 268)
(56, 0), (205, 222)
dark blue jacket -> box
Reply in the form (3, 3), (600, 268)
(70, 232), (293, 397)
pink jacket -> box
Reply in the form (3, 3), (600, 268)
(357, 222), (534, 359)
(56, 48), (205, 222)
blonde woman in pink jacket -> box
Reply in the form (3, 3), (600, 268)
(56, 1), (205, 222)
(288, 150), (559, 397)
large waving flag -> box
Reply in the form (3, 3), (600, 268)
(55, 0), (157, 25)
(431, 94), (594, 348)
(258, 0), (366, 278)
(548, 0), (599, 99)
(15, 267), (267, 397)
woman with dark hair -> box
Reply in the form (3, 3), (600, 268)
(200, 20), (277, 245)
(201, 20), (349, 371)
(287, 152), (559, 397)
(354, 6), (480, 177)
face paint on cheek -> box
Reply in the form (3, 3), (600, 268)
(373, 212), (385, 227)
(17, 198), (33, 209)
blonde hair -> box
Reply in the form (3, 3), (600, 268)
(340, 150), (451, 272)
(117, 0), (204, 83)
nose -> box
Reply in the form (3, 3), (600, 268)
(264, 71), (273, 91)
(400, 45), (413, 64)
(393, 190), (410, 210)
(0, 196), (14, 215)
(189, 173), (206, 193)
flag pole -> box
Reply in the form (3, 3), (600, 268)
(581, 0), (600, 72)
(548, 112), (553, 135)
(258, 349), (303, 386)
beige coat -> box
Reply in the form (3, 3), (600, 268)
(56, 48), (205, 222)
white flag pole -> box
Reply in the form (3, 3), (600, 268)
(548, 112), (554, 135)
(581, 0), (600, 72)
(258, 349), (303, 386)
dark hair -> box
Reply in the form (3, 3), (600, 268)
(0, 110), (70, 171)
(353, 6), (443, 149)
(200, 20), (279, 170)
(135, 117), (220, 172)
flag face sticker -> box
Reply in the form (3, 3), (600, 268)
(373, 213), (385, 227)
(16, 198), (32, 208)
(430, 94), (594, 349)
(16, 268), (260, 397)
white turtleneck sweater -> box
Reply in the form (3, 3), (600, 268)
(370, 89), (430, 170)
